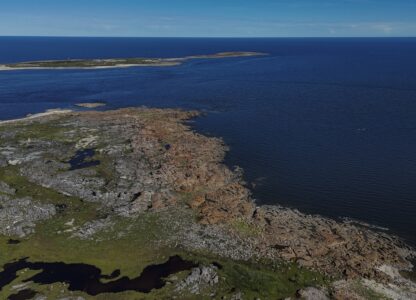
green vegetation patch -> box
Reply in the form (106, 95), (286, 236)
(0, 119), (75, 143)
(0, 111), (329, 299)
(181, 252), (328, 299)
(0, 209), (183, 299)
(230, 217), (264, 237)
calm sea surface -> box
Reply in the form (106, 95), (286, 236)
(1, 37), (416, 244)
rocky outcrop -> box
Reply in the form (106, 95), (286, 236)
(71, 217), (114, 240)
(0, 181), (16, 195)
(0, 195), (56, 237)
(175, 265), (219, 295)
(296, 287), (329, 300)
(0, 158), (7, 168)
(251, 206), (415, 280)
(0, 107), (415, 298)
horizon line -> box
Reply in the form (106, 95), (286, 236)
(1, 35), (415, 39)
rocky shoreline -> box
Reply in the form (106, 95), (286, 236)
(0, 107), (415, 299)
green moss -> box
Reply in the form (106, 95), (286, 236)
(0, 191), (328, 300)
(0, 210), (181, 300)
(91, 152), (116, 186)
(0, 168), (196, 299)
(17, 123), (65, 140)
(230, 217), (263, 237)
(0, 120), (76, 143)
(180, 252), (328, 299)
(16, 123), (63, 140)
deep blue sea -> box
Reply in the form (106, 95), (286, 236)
(1, 37), (416, 244)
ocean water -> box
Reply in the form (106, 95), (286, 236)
(1, 37), (416, 244)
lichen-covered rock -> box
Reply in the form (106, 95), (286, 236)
(72, 218), (114, 240)
(0, 181), (16, 195)
(251, 205), (415, 279)
(0, 158), (7, 167)
(296, 287), (329, 300)
(0, 195), (56, 237)
(175, 265), (219, 295)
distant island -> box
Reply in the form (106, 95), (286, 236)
(75, 102), (107, 108)
(0, 52), (266, 70)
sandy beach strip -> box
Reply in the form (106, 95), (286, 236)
(0, 109), (73, 125)
(0, 62), (181, 71)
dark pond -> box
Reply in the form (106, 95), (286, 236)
(7, 239), (20, 245)
(67, 148), (100, 171)
(0, 256), (196, 296)
(7, 289), (37, 300)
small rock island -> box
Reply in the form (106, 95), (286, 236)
(75, 102), (107, 108)
(0, 108), (415, 299)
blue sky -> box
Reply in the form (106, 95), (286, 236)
(0, 0), (415, 37)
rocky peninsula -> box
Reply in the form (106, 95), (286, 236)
(0, 108), (415, 299)
(0, 52), (265, 70)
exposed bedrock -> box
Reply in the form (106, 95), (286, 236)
(0, 107), (415, 297)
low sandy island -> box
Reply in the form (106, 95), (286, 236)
(0, 52), (266, 71)
(0, 107), (415, 299)
(75, 102), (107, 108)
